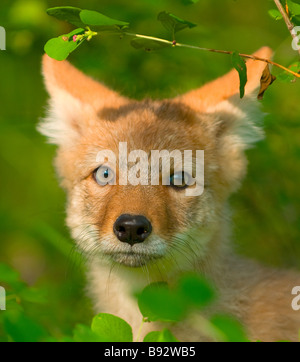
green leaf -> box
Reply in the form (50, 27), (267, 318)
(287, 0), (300, 16)
(18, 287), (47, 304)
(46, 6), (85, 28)
(143, 328), (179, 342)
(5, 298), (24, 314)
(293, 15), (300, 25)
(0, 263), (25, 291)
(44, 28), (86, 61)
(3, 312), (46, 342)
(177, 274), (216, 308)
(73, 324), (104, 342)
(137, 282), (186, 322)
(210, 315), (249, 342)
(0, 263), (21, 285)
(277, 61), (300, 82)
(231, 51), (248, 98)
(157, 11), (196, 36)
(131, 38), (171, 51)
(91, 313), (133, 342)
(79, 10), (129, 30)
(268, 9), (283, 20)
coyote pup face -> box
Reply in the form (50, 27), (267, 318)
(40, 48), (271, 270)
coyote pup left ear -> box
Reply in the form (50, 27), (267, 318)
(39, 55), (127, 145)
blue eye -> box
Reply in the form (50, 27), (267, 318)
(94, 166), (115, 186)
(170, 172), (191, 189)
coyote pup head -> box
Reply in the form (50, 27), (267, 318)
(40, 48), (272, 271)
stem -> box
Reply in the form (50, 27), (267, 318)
(135, 318), (146, 342)
(125, 32), (174, 46)
(274, 0), (300, 56)
(124, 32), (300, 78)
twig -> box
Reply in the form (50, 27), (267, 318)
(274, 0), (300, 56)
(125, 32), (300, 78)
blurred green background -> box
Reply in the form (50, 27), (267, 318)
(0, 0), (300, 340)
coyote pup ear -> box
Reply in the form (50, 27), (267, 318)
(178, 47), (273, 110)
(178, 47), (273, 192)
(39, 54), (127, 145)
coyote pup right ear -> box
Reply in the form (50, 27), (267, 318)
(178, 47), (273, 111)
(39, 55), (128, 145)
(177, 47), (273, 192)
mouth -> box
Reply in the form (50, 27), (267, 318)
(105, 250), (162, 267)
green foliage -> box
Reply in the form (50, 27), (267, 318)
(0, 263), (48, 342)
(79, 10), (129, 29)
(72, 324), (104, 342)
(143, 329), (179, 342)
(137, 275), (215, 323)
(177, 274), (216, 308)
(268, 9), (283, 20)
(44, 6), (129, 59)
(287, 0), (300, 20)
(137, 282), (187, 322)
(47, 6), (129, 29)
(43, 3), (300, 99)
(277, 61), (300, 81)
(44, 28), (86, 61)
(210, 315), (249, 342)
(231, 51), (248, 98)
(91, 314), (133, 342)
(0, 266), (242, 342)
(157, 11), (196, 37)
(46, 6), (85, 28)
(3, 312), (46, 343)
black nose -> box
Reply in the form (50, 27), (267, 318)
(113, 214), (152, 245)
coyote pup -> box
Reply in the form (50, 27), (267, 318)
(40, 48), (300, 341)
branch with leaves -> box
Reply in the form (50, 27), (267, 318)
(273, 0), (300, 56)
(44, 5), (300, 100)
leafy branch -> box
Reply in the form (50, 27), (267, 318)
(44, 6), (300, 100)
(274, 0), (300, 55)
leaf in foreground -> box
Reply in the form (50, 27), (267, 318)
(210, 315), (249, 342)
(46, 6), (85, 28)
(73, 324), (104, 342)
(144, 329), (179, 342)
(3, 312), (46, 342)
(91, 313), (133, 342)
(79, 9), (129, 30)
(277, 62), (300, 82)
(268, 9), (283, 20)
(232, 51), (248, 98)
(137, 282), (186, 322)
(177, 274), (216, 308)
(46, 7), (129, 31)
(44, 28), (85, 61)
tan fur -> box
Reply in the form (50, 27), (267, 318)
(40, 49), (300, 342)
